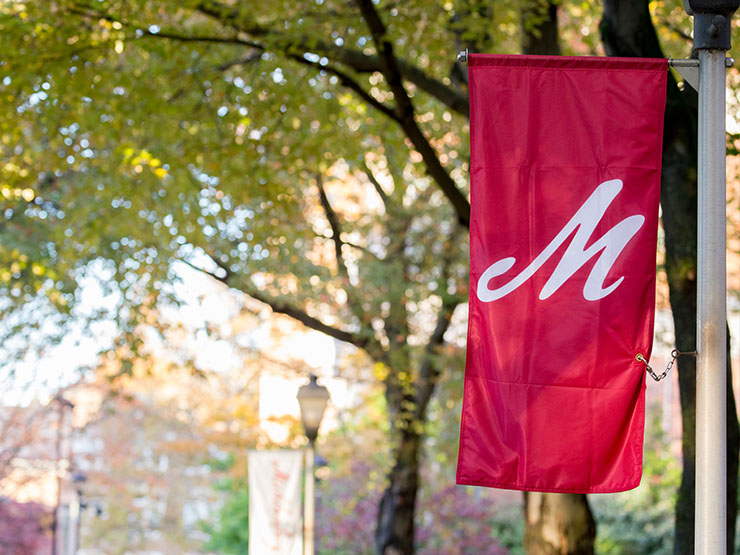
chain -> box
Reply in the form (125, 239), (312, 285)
(636, 349), (697, 382)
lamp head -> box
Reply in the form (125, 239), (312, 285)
(296, 374), (330, 443)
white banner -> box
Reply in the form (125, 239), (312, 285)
(248, 450), (303, 555)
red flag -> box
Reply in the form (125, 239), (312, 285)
(457, 55), (667, 493)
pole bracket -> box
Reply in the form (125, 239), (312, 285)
(668, 57), (734, 91)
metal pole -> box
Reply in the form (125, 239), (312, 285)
(51, 396), (73, 555)
(688, 2), (737, 552)
(51, 402), (64, 555)
(696, 47), (728, 555)
(303, 441), (315, 555)
(66, 492), (80, 555)
(75, 491), (83, 555)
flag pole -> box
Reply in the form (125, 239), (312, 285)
(688, 1), (738, 553)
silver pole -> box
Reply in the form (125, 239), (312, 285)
(67, 493), (80, 555)
(303, 442), (315, 555)
(695, 47), (728, 555)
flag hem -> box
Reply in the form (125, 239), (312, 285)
(454, 476), (642, 495)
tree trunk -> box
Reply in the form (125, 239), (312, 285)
(600, 1), (740, 552)
(375, 427), (421, 555)
(521, 0), (561, 56)
(520, 5), (598, 553)
(524, 493), (597, 554)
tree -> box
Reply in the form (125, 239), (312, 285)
(2, 2), (475, 552)
(600, 1), (740, 552)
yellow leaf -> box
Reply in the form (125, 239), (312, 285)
(373, 362), (389, 381)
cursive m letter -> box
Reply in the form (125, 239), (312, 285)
(477, 179), (644, 302)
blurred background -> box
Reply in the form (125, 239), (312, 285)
(1, 0), (740, 553)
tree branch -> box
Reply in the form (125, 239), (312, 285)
(314, 176), (377, 343)
(215, 52), (264, 71)
(137, 23), (400, 122)
(68, 6), (263, 50)
(312, 230), (382, 261)
(412, 222), (464, 419)
(193, 0), (469, 117)
(362, 161), (390, 207)
(72, 0), (471, 227)
(179, 257), (370, 350)
(289, 55), (398, 120)
(141, 29), (260, 48)
(656, 18), (694, 44)
(354, 0), (471, 227)
(413, 300), (457, 421)
(244, 287), (368, 349)
(316, 176), (348, 278)
(70, 1), (469, 117)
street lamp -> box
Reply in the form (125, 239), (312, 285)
(296, 374), (330, 555)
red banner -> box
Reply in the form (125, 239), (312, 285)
(457, 55), (667, 493)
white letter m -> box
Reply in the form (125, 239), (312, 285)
(476, 179), (644, 302)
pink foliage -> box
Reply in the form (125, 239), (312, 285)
(0, 499), (52, 555)
(315, 460), (508, 554)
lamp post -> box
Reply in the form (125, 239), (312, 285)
(68, 472), (87, 555)
(51, 395), (74, 555)
(296, 374), (330, 555)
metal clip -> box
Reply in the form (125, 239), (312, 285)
(457, 48), (469, 64)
